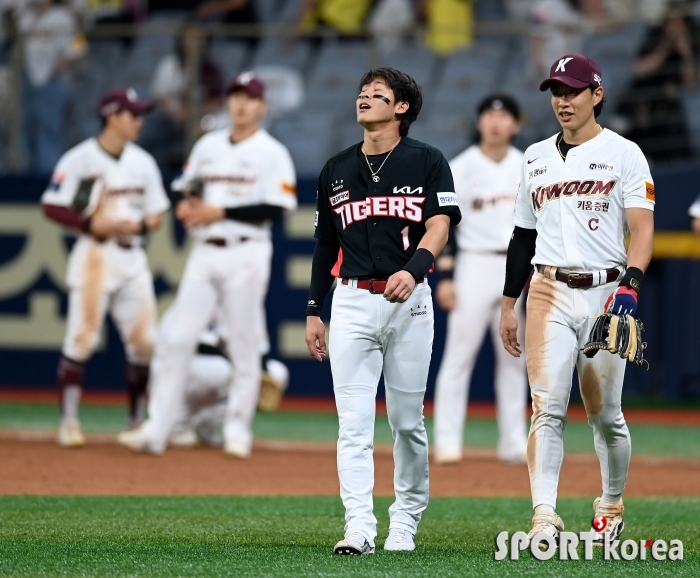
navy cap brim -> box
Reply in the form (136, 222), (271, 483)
(539, 76), (591, 92)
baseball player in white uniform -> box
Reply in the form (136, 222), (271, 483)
(156, 308), (290, 448)
(499, 54), (655, 546)
(118, 72), (297, 457)
(433, 94), (528, 465)
(41, 88), (170, 447)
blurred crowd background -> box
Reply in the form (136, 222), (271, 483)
(1, 0), (700, 176)
(3, 0), (700, 403)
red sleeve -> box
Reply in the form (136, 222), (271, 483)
(43, 204), (90, 232)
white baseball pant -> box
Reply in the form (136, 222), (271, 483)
(329, 279), (434, 547)
(434, 252), (528, 461)
(144, 239), (271, 453)
(526, 270), (630, 510)
(63, 237), (156, 365)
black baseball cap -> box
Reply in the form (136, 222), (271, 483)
(477, 94), (520, 121)
(98, 88), (153, 118)
(539, 54), (603, 91)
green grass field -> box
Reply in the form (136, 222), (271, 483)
(2, 401), (699, 576)
(2, 400), (700, 457)
(0, 496), (697, 577)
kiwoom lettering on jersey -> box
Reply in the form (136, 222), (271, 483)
(393, 186), (423, 195)
(329, 190), (350, 206)
(531, 179), (618, 212)
(589, 162), (614, 171)
(333, 196), (426, 229)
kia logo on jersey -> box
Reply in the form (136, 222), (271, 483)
(531, 179), (618, 211)
(333, 196), (425, 229)
(393, 186), (423, 195)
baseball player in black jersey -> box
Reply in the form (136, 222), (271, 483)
(305, 67), (461, 555)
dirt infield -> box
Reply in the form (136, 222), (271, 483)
(2, 438), (699, 497)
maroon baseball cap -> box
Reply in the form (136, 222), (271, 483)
(225, 72), (265, 99)
(539, 54), (603, 92)
(98, 88), (153, 118)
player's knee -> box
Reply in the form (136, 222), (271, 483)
(389, 413), (425, 438)
(591, 405), (625, 433)
(161, 329), (197, 355)
(64, 331), (99, 363)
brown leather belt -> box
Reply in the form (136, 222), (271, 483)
(341, 277), (426, 294)
(536, 264), (620, 288)
(205, 237), (249, 247)
(342, 278), (388, 294)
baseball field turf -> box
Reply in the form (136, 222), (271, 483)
(0, 496), (698, 577)
(1, 398), (699, 576)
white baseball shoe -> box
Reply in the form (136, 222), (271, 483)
(384, 528), (415, 551)
(434, 451), (461, 465)
(498, 449), (528, 465)
(117, 425), (162, 455)
(223, 438), (251, 459)
(168, 428), (199, 448)
(527, 512), (564, 549)
(58, 418), (85, 447)
(592, 497), (624, 546)
(333, 531), (375, 555)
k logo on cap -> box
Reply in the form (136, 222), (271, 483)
(539, 54), (603, 92)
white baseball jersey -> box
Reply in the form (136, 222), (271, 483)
(41, 138), (170, 246)
(514, 128), (655, 270)
(173, 128), (297, 242)
(450, 145), (523, 252)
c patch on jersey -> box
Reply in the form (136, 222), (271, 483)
(437, 192), (459, 207)
(329, 190), (350, 206)
(645, 181), (655, 202)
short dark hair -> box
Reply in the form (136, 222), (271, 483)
(590, 86), (605, 118)
(358, 67), (423, 137)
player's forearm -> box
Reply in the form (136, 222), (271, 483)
(625, 208), (654, 273)
(144, 214), (162, 232)
(501, 296), (518, 311)
(43, 204), (90, 232)
(417, 215), (451, 257)
(307, 238), (340, 316)
(503, 226), (537, 298)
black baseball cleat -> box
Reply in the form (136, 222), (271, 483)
(333, 531), (375, 555)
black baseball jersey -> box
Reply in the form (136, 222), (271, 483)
(314, 138), (461, 279)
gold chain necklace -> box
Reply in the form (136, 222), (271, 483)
(557, 125), (603, 161)
(362, 138), (401, 182)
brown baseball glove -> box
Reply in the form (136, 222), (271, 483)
(583, 313), (647, 366)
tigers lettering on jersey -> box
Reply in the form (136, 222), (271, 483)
(531, 179), (617, 212)
(333, 196), (426, 229)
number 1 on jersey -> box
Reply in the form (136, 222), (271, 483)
(401, 226), (410, 251)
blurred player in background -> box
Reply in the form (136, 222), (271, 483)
(689, 194), (700, 235)
(41, 88), (170, 447)
(155, 307), (290, 448)
(433, 95), (528, 465)
(119, 72), (297, 457)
